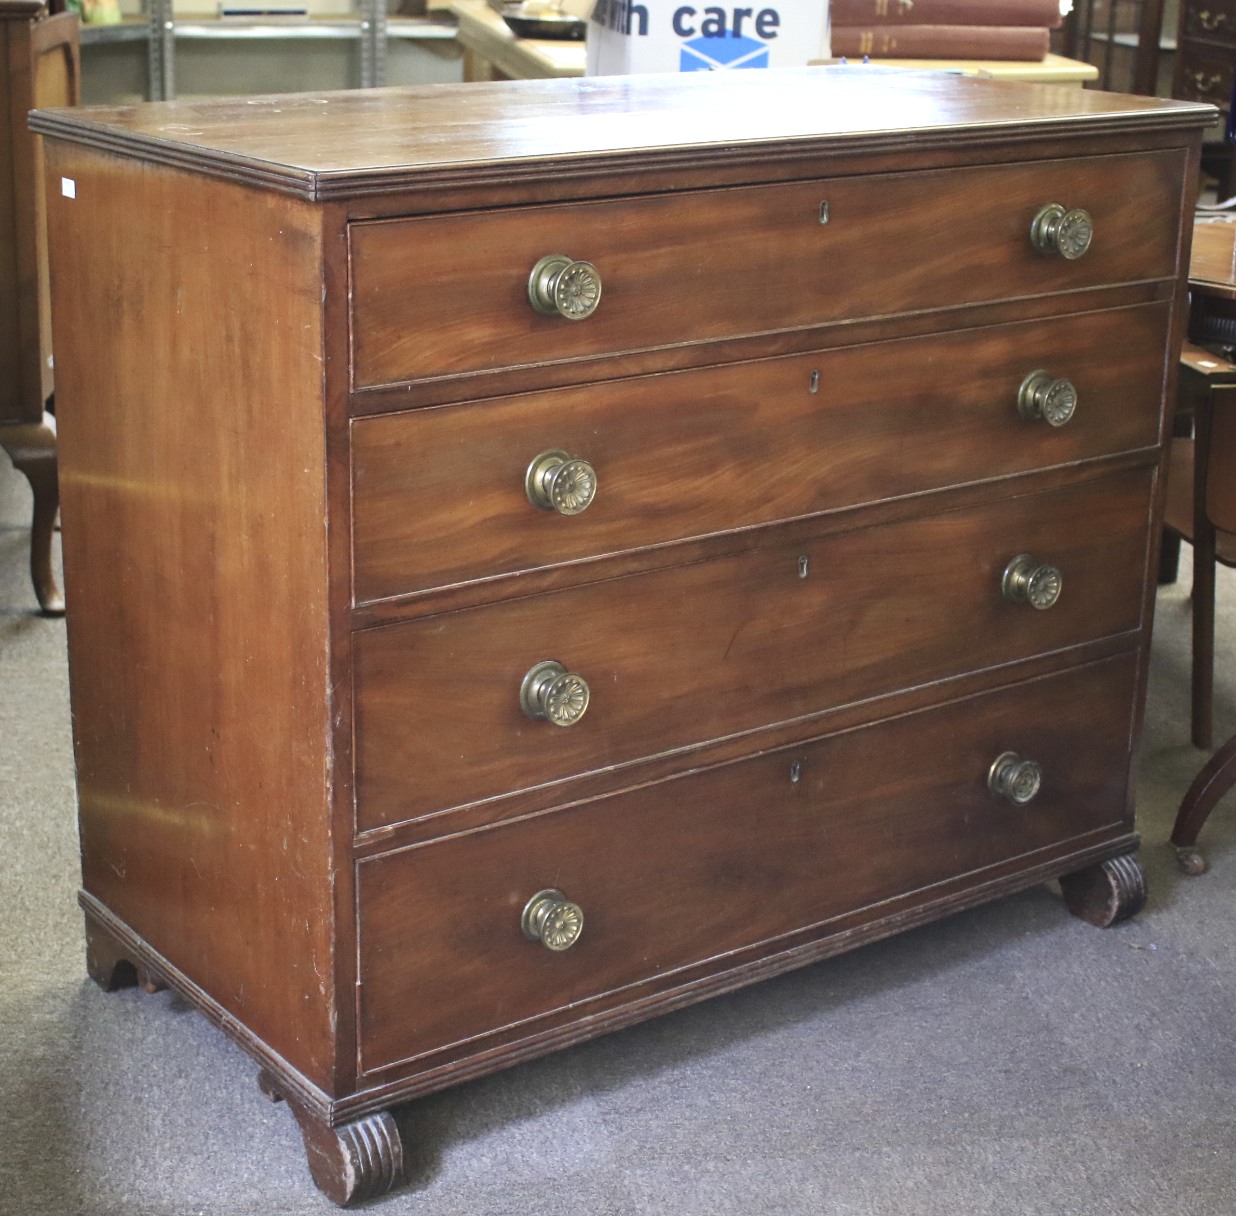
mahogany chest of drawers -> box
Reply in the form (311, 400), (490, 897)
(1171, 0), (1235, 194)
(1173, 0), (1235, 127)
(33, 69), (1212, 1205)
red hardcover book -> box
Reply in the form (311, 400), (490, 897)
(830, 24), (1052, 58)
(830, 0), (1062, 26)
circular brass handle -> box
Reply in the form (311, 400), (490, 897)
(1018, 370), (1077, 427)
(1187, 69), (1225, 93)
(528, 254), (602, 320)
(1030, 203), (1093, 260)
(525, 449), (598, 515)
(988, 751), (1043, 805)
(522, 888), (584, 951)
(520, 660), (590, 726)
(1002, 554), (1062, 610)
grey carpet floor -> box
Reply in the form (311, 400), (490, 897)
(3, 459), (1235, 1216)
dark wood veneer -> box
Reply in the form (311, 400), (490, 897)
(351, 302), (1169, 605)
(28, 68), (1212, 199)
(348, 152), (1183, 391)
(354, 469), (1151, 830)
(357, 656), (1138, 1074)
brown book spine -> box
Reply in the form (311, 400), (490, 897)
(830, 24), (1052, 59)
(830, 0), (1062, 25)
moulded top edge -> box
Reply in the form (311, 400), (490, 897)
(29, 66), (1218, 202)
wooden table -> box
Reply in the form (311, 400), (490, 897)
(1171, 216), (1236, 871)
(449, 0), (583, 80)
(1187, 219), (1236, 303)
(448, 0), (1100, 84)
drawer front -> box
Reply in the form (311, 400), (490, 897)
(354, 469), (1151, 830)
(349, 151), (1183, 390)
(351, 303), (1169, 605)
(357, 655), (1137, 1074)
(1181, 0), (1236, 44)
(1176, 45), (1235, 106)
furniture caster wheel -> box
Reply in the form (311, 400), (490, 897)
(1059, 852), (1147, 927)
(258, 1070), (406, 1206)
(1175, 846), (1208, 876)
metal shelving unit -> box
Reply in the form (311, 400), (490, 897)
(79, 0), (456, 99)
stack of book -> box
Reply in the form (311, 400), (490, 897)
(830, 0), (1064, 61)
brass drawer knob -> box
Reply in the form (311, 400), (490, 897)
(522, 888), (584, 951)
(1030, 203), (1093, 260)
(1001, 553), (1062, 610)
(520, 660), (590, 726)
(1018, 370), (1078, 427)
(525, 449), (598, 515)
(988, 751), (1043, 805)
(528, 254), (602, 320)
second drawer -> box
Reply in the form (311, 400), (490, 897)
(353, 468), (1152, 830)
(351, 303), (1169, 605)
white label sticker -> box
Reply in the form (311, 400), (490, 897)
(61, 177), (75, 198)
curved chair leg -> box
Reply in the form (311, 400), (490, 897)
(1, 411), (63, 615)
(1192, 519), (1216, 750)
(1171, 730), (1236, 874)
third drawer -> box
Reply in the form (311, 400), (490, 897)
(353, 467), (1153, 831)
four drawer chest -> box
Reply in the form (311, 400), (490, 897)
(32, 68), (1213, 1204)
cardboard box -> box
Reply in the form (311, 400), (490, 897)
(585, 0), (829, 74)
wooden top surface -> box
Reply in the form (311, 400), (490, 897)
(1190, 219), (1236, 301)
(0, 0), (47, 19)
(30, 66), (1216, 200)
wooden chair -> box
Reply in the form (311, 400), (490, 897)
(1163, 341), (1236, 752)
(0, 0), (79, 614)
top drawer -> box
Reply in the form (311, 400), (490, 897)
(349, 150), (1184, 391)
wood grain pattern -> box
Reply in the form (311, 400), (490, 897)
(45, 141), (341, 1088)
(1186, 221), (1236, 302)
(348, 151), (1184, 390)
(354, 468), (1152, 830)
(28, 67), (1214, 199)
(351, 302), (1170, 605)
(357, 654), (1138, 1074)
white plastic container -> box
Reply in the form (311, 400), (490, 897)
(585, 0), (829, 75)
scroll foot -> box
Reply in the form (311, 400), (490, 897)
(83, 911), (167, 993)
(84, 914), (138, 991)
(1, 412), (63, 615)
(1059, 852), (1147, 927)
(259, 1070), (406, 1206)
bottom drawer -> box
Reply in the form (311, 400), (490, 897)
(357, 655), (1138, 1076)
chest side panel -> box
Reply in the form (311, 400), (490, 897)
(46, 141), (340, 1088)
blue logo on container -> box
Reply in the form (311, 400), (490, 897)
(680, 30), (770, 69)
